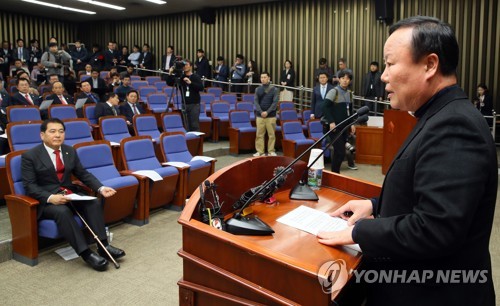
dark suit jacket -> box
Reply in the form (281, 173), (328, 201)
(280, 68), (296, 87)
(0, 48), (13, 64)
(45, 94), (75, 105)
(12, 47), (30, 64)
(70, 48), (89, 71)
(104, 49), (120, 69)
(310, 83), (334, 118)
(138, 52), (153, 70)
(119, 102), (145, 123)
(214, 64), (229, 82)
(161, 54), (176, 71)
(11, 92), (41, 106)
(195, 57), (210, 79)
(0, 89), (11, 111)
(361, 71), (385, 98)
(94, 102), (120, 120)
(22, 143), (103, 218)
(353, 85), (497, 306)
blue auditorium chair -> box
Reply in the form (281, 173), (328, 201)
(145, 76), (162, 85)
(160, 133), (215, 197)
(281, 121), (316, 162)
(308, 120), (330, 159)
(162, 113), (203, 156)
(280, 109), (307, 131)
(154, 81), (166, 91)
(74, 140), (142, 224)
(7, 121), (42, 151)
(133, 114), (161, 142)
(5, 150), (83, 266)
(139, 86), (157, 102)
(120, 136), (182, 211)
(64, 119), (94, 146)
(199, 103), (212, 138)
(206, 87), (222, 100)
(7, 105), (41, 123)
(146, 93), (169, 113)
(200, 93), (215, 112)
(220, 93), (238, 110)
(83, 103), (100, 140)
(235, 101), (256, 122)
(99, 116), (131, 170)
(302, 109), (312, 125)
(228, 110), (257, 155)
(210, 101), (231, 142)
(49, 104), (78, 121)
(241, 93), (255, 103)
(131, 80), (148, 90)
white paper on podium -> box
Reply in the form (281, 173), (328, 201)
(39, 99), (54, 110)
(64, 194), (97, 201)
(133, 170), (163, 181)
(191, 155), (214, 162)
(162, 161), (190, 168)
(277, 205), (362, 253)
(55, 246), (79, 261)
(75, 98), (87, 109)
(186, 131), (205, 136)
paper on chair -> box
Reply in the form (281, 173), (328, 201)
(186, 131), (205, 136)
(64, 194), (97, 201)
(39, 99), (54, 110)
(109, 142), (120, 146)
(191, 156), (214, 162)
(277, 205), (362, 252)
(133, 170), (163, 181)
(162, 161), (190, 168)
(75, 98), (87, 109)
(55, 246), (79, 261)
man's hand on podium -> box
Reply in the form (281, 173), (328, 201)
(317, 226), (354, 246)
(332, 200), (373, 225)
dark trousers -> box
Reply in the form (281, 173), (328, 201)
(324, 123), (347, 173)
(185, 103), (200, 132)
(40, 198), (106, 254)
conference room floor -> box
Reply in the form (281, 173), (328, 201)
(0, 141), (498, 305)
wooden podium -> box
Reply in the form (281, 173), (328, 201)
(178, 156), (381, 305)
(382, 110), (417, 174)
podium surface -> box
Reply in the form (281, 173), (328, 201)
(178, 156), (381, 305)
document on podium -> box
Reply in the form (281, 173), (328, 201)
(277, 205), (362, 252)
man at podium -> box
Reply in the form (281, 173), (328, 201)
(317, 16), (496, 305)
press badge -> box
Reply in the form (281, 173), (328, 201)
(287, 74), (291, 80)
(186, 89), (190, 97)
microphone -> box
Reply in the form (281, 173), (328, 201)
(226, 107), (369, 235)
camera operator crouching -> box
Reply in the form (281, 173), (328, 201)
(41, 42), (71, 82)
(169, 59), (204, 131)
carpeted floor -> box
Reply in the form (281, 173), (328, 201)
(0, 141), (498, 305)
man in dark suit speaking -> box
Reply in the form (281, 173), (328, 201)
(22, 118), (125, 271)
(317, 16), (497, 305)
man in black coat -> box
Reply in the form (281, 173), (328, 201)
(94, 93), (120, 121)
(361, 61), (385, 113)
(70, 40), (88, 73)
(22, 118), (125, 271)
(318, 16), (497, 306)
(194, 48), (210, 79)
(138, 44), (153, 77)
(11, 78), (41, 106)
(310, 72), (334, 120)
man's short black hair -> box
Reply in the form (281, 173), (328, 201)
(17, 38), (24, 43)
(41, 118), (65, 132)
(236, 54), (244, 60)
(127, 63), (135, 68)
(389, 16), (459, 76)
(337, 69), (353, 80)
(123, 74), (131, 79)
(370, 61), (379, 67)
(167, 45), (174, 50)
(16, 77), (30, 85)
(318, 72), (329, 78)
(319, 58), (327, 65)
(81, 80), (91, 87)
(217, 56), (224, 61)
(48, 42), (58, 48)
(197, 48), (204, 53)
(14, 58), (22, 63)
(260, 71), (270, 78)
(127, 90), (139, 97)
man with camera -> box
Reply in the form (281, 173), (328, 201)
(41, 42), (71, 81)
(169, 59), (204, 131)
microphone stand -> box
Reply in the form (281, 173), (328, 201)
(225, 106), (370, 236)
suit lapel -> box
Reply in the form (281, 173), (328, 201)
(36, 145), (59, 181)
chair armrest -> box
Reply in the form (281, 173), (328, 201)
(4, 194), (39, 207)
(119, 170), (148, 180)
(72, 180), (95, 195)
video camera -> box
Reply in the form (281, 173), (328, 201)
(172, 57), (186, 78)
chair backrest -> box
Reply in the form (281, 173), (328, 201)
(199, 103), (210, 119)
(280, 109), (299, 122)
(229, 111), (252, 129)
(241, 94), (255, 102)
(49, 105), (77, 121)
(308, 120), (323, 139)
(200, 93), (216, 105)
(206, 87), (222, 99)
(302, 110), (312, 124)
(39, 84), (52, 94)
(121, 136), (162, 171)
(162, 113), (186, 133)
(279, 101), (295, 111)
(211, 102), (230, 119)
(146, 93), (168, 112)
(146, 76), (162, 85)
(236, 101), (254, 113)
(134, 114), (161, 139)
(282, 121), (306, 141)
(131, 80), (148, 89)
(139, 86), (157, 101)
(160, 133), (192, 163)
(7, 121), (42, 151)
(99, 116), (131, 143)
(220, 93), (238, 109)
(64, 119), (94, 146)
(7, 106), (41, 123)
(80, 74), (91, 82)
(130, 75), (141, 81)
(74, 141), (121, 182)
(83, 103), (97, 125)
(162, 86), (174, 96)
(100, 71), (109, 79)
(154, 81), (166, 91)
(6, 151), (27, 195)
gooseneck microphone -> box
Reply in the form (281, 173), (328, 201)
(226, 106), (370, 235)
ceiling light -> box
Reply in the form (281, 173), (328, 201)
(22, 0), (96, 14)
(77, 0), (126, 10)
(145, 0), (166, 4)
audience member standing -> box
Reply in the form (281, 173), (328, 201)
(213, 56), (229, 90)
(474, 83), (494, 125)
(194, 49), (210, 79)
(361, 61), (385, 113)
(310, 72), (334, 120)
(230, 54), (246, 94)
(245, 60), (259, 93)
(253, 72), (279, 157)
(42, 43), (71, 81)
(280, 60), (296, 88)
(332, 58), (353, 86)
(161, 46), (176, 85)
(138, 44), (153, 76)
(70, 40), (88, 73)
(314, 58), (333, 84)
(0, 41), (13, 78)
(28, 39), (43, 71)
(128, 45), (141, 67)
(172, 60), (203, 131)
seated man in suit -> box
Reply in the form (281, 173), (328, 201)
(22, 118), (125, 271)
(41, 81), (74, 119)
(89, 69), (107, 100)
(75, 81), (99, 118)
(94, 93), (120, 121)
(115, 75), (132, 102)
(11, 77), (41, 106)
(119, 90), (144, 134)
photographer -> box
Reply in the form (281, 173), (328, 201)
(169, 59), (203, 131)
(41, 42), (71, 81)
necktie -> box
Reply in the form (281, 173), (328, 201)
(19, 48), (22, 60)
(24, 94), (33, 105)
(112, 106), (117, 116)
(77, 48), (80, 52)
(321, 86), (326, 99)
(132, 103), (139, 115)
(54, 150), (65, 181)
(59, 95), (68, 104)
(88, 93), (97, 103)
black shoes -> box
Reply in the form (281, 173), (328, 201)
(83, 252), (108, 271)
(98, 245), (126, 260)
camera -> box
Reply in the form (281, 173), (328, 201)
(345, 142), (355, 154)
(172, 59), (186, 78)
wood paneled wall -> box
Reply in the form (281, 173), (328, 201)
(0, 11), (77, 50)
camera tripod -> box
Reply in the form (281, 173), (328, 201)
(167, 75), (189, 129)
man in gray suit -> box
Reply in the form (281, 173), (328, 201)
(22, 118), (125, 271)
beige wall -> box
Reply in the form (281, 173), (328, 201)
(1, 0), (498, 107)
